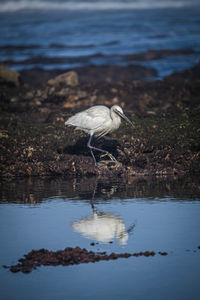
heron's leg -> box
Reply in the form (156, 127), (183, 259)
(87, 134), (97, 165)
(87, 134), (117, 162)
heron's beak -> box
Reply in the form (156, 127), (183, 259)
(116, 111), (134, 127)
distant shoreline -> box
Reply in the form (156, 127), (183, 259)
(1, 48), (197, 85)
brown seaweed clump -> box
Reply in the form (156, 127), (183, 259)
(4, 246), (161, 273)
(4, 244), (200, 273)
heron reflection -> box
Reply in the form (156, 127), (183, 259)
(72, 210), (135, 245)
(72, 181), (135, 245)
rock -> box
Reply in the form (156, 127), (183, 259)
(0, 65), (20, 86)
(48, 71), (79, 87)
(1, 63), (200, 178)
(74, 65), (157, 84)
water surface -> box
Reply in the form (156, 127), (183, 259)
(0, 176), (200, 299)
(1, 0), (200, 78)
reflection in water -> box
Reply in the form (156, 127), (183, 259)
(1, 176), (199, 246)
(0, 176), (199, 205)
(72, 209), (135, 245)
(1, 177), (200, 300)
(72, 182), (135, 245)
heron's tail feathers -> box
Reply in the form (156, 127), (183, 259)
(65, 115), (77, 127)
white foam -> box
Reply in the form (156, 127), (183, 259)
(0, 0), (199, 12)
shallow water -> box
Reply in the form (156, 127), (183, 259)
(0, 176), (200, 299)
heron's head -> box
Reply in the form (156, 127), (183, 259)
(112, 105), (133, 127)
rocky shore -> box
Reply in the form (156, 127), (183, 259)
(0, 62), (200, 179)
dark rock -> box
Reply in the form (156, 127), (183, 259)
(0, 63), (200, 179)
(158, 251), (168, 256)
(75, 65), (157, 84)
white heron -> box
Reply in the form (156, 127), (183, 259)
(65, 105), (133, 164)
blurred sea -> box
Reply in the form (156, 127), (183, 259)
(1, 0), (200, 78)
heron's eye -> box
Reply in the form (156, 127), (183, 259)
(115, 109), (122, 115)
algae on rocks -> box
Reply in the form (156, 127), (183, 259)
(0, 64), (200, 179)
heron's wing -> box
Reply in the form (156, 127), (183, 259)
(85, 106), (110, 120)
(84, 107), (111, 134)
(66, 106), (111, 135)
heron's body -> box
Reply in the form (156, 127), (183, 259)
(65, 105), (122, 137)
(65, 105), (132, 164)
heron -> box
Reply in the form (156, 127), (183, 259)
(65, 105), (133, 165)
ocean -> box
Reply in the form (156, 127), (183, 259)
(1, 0), (200, 79)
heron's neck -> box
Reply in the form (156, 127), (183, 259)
(110, 110), (121, 127)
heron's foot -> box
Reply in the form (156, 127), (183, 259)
(100, 152), (117, 162)
(97, 159), (121, 169)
